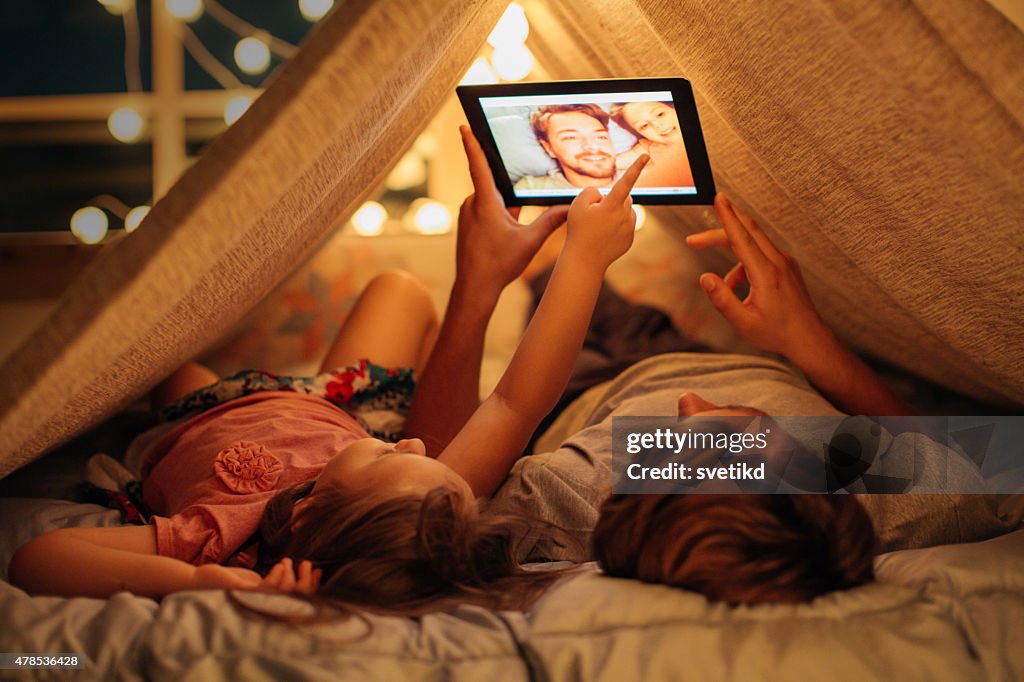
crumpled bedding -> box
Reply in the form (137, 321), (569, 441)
(1, 498), (1021, 681)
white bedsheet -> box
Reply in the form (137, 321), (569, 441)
(1, 498), (1022, 681)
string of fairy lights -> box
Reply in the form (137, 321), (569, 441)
(69, 1), (540, 244)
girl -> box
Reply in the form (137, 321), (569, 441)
(8, 137), (649, 614)
(611, 101), (694, 189)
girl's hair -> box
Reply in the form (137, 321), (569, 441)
(256, 481), (568, 617)
(592, 494), (876, 605)
(609, 101), (676, 140)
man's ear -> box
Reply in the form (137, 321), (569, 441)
(539, 139), (555, 159)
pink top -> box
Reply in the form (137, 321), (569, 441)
(141, 392), (369, 565)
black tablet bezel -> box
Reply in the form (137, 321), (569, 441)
(456, 77), (715, 206)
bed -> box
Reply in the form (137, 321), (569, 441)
(1, 495), (1022, 681)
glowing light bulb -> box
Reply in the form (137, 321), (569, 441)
(98, 0), (132, 16)
(487, 3), (529, 48)
(460, 58), (498, 86)
(351, 201), (387, 236)
(410, 199), (452, 235)
(107, 107), (144, 143)
(632, 205), (647, 231)
(491, 44), (533, 82)
(124, 205), (151, 232)
(70, 207), (109, 244)
(235, 37), (271, 75)
(299, 0), (334, 21)
(223, 95), (253, 125)
(166, 0), (203, 22)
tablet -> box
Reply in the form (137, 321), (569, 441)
(457, 78), (715, 206)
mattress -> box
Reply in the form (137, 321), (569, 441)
(1, 497), (1021, 681)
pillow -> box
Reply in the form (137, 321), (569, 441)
(486, 113), (557, 183)
(857, 494), (1024, 553)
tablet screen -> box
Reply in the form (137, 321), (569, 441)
(458, 79), (714, 205)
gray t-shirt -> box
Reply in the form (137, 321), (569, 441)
(513, 169), (577, 191)
(492, 352), (837, 560)
(492, 352), (1022, 560)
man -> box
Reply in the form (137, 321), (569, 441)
(413, 127), (1021, 565)
(514, 104), (619, 191)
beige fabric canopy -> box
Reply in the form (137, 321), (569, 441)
(1, 0), (1021, 477)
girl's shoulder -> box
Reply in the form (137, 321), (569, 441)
(617, 140), (652, 165)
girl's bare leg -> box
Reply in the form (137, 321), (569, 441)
(319, 271), (439, 375)
(151, 362), (220, 410)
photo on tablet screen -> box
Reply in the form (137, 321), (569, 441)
(459, 79), (715, 205)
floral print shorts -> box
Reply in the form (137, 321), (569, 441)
(157, 359), (416, 441)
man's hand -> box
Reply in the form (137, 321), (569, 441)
(564, 154), (648, 269)
(687, 195), (914, 416)
(457, 125), (569, 300)
(686, 193), (834, 364)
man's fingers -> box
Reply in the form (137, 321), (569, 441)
(731, 202), (788, 267)
(606, 154), (649, 204)
(685, 229), (729, 249)
(723, 262), (747, 290)
(700, 272), (749, 331)
(714, 193), (773, 283)
(459, 125), (497, 194)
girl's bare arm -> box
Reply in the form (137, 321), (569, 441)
(439, 156), (649, 498)
(9, 525), (266, 598)
(403, 127), (569, 455)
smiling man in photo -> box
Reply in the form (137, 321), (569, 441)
(515, 103), (619, 190)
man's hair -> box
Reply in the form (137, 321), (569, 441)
(530, 103), (610, 143)
(593, 494), (876, 605)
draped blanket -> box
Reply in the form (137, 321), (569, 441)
(1, 0), (1021, 476)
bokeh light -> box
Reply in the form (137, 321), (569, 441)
(223, 95), (253, 125)
(107, 107), (144, 143)
(166, 0), (203, 22)
(351, 201), (388, 236)
(409, 199), (452, 235)
(386, 152), (427, 191)
(70, 207), (109, 244)
(299, 0), (334, 22)
(234, 37), (271, 75)
(98, 0), (133, 16)
(487, 3), (529, 48)
(460, 58), (498, 86)
(491, 44), (533, 81)
(124, 205), (151, 232)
